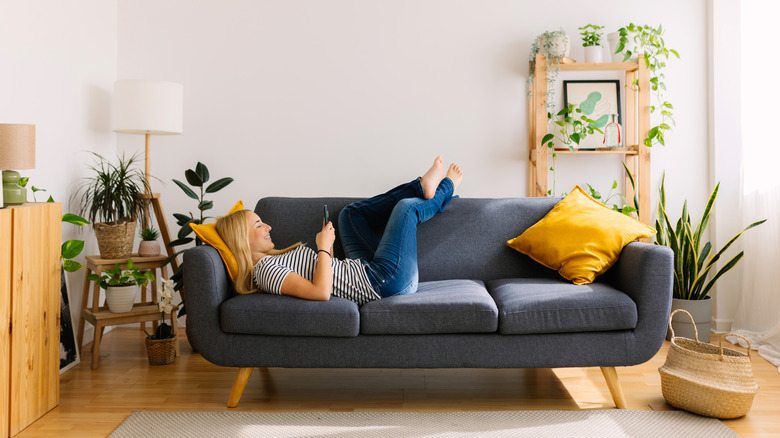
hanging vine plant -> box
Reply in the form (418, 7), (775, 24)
(615, 23), (679, 147)
(527, 29), (570, 112)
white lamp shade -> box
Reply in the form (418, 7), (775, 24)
(112, 80), (183, 135)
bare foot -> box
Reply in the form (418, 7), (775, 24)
(421, 156), (444, 199)
(445, 163), (463, 192)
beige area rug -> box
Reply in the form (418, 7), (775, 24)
(109, 409), (738, 438)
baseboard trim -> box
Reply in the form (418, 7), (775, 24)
(712, 317), (733, 333)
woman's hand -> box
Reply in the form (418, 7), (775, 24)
(316, 220), (336, 252)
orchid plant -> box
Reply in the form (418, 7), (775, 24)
(146, 279), (176, 340)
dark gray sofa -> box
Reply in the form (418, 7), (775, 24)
(184, 196), (674, 407)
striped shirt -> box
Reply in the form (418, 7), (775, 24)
(253, 246), (380, 306)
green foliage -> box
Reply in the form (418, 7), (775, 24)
(61, 213), (89, 271)
(586, 163), (639, 218)
(542, 103), (603, 196)
(74, 152), (152, 225)
(140, 226), (160, 241)
(614, 23), (679, 147)
(527, 29), (569, 110)
(166, 162), (234, 294)
(579, 24), (604, 47)
(654, 175), (765, 300)
(86, 259), (155, 290)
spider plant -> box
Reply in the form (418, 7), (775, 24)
(74, 152), (152, 225)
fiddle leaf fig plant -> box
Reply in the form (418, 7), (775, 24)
(614, 23), (679, 147)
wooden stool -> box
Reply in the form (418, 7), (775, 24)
(77, 254), (180, 369)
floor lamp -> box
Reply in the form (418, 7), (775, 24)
(112, 79), (183, 269)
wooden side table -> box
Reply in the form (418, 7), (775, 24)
(77, 254), (179, 369)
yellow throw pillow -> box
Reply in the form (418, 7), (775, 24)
(506, 186), (655, 285)
(190, 201), (245, 281)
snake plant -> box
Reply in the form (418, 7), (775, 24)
(655, 175), (765, 300)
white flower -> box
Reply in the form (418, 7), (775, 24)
(160, 303), (174, 314)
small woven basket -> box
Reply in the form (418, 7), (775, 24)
(145, 335), (177, 366)
(659, 309), (758, 419)
(94, 221), (136, 259)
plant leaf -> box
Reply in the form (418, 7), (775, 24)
(63, 260), (83, 272)
(205, 177), (234, 194)
(61, 240), (85, 259)
(62, 213), (89, 226)
(173, 179), (199, 200)
(195, 162), (210, 184)
(184, 169), (203, 187)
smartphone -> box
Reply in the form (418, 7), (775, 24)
(323, 205), (329, 224)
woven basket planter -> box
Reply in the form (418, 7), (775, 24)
(659, 309), (758, 419)
(94, 221), (136, 259)
(145, 335), (177, 366)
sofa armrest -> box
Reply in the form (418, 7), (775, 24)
(603, 241), (674, 363)
(183, 245), (234, 360)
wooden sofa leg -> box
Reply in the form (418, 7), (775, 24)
(228, 367), (254, 408)
(600, 367), (627, 409)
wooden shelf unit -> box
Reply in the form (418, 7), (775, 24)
(77, 254), (179, 370)
(528, 54), (652, 225)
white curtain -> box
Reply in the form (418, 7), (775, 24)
(728, 0), (780, 372)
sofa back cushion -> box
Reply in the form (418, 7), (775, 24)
(255, 196), (560, 283)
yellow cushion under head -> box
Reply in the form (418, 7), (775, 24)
(190, 201), (245, 281)
(506, 186), (655, 285)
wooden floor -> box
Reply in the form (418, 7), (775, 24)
(16, 328), (780, 437)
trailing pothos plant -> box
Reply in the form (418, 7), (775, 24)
(541, 103), (603, 196)
(614, 23), (679, 147)
(165, 162), (234, 314)
(655, 175), (765, 300)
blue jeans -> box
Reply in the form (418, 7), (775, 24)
(338, 177), (455, 298)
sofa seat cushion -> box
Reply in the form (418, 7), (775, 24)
(360, 280), (498, 335)
(221, 294), (359, 337)
(487, 278), (637, 334)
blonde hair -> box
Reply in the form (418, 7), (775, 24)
(215, 209), (302, 295)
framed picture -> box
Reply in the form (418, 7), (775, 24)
(60, 266), (80, 373)
(563, 80), (621, 149)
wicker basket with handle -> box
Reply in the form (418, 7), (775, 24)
(659, 309), (759, 419)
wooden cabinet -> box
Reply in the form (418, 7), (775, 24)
(528, 54), (652, 225)
(1, 203), (61, 438)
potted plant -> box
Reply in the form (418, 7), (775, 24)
(655, 176), (765, 342)
(527, 29), (570, 112)
(87, 259), (155, 313)
(139, 226), (161, 257)
(145, 278), (178, 365)
(74, 152), (151, 259)
(579, 24), (604, 63)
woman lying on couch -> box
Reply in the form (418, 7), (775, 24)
(215, 156), (463, 305)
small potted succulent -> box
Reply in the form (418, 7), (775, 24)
(579, 24), (604, 63)
(139, 226), (161, 257)
(87, 259), (155, 313)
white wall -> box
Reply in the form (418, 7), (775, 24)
(1, 1), (118, 344)
(117, 0), (709, 218)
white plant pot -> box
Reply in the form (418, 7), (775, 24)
(138, 240), (161, 257)
(607, 31), (638, 62)
(584, 46), (603, 63)
(105, 285), (137, 313)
